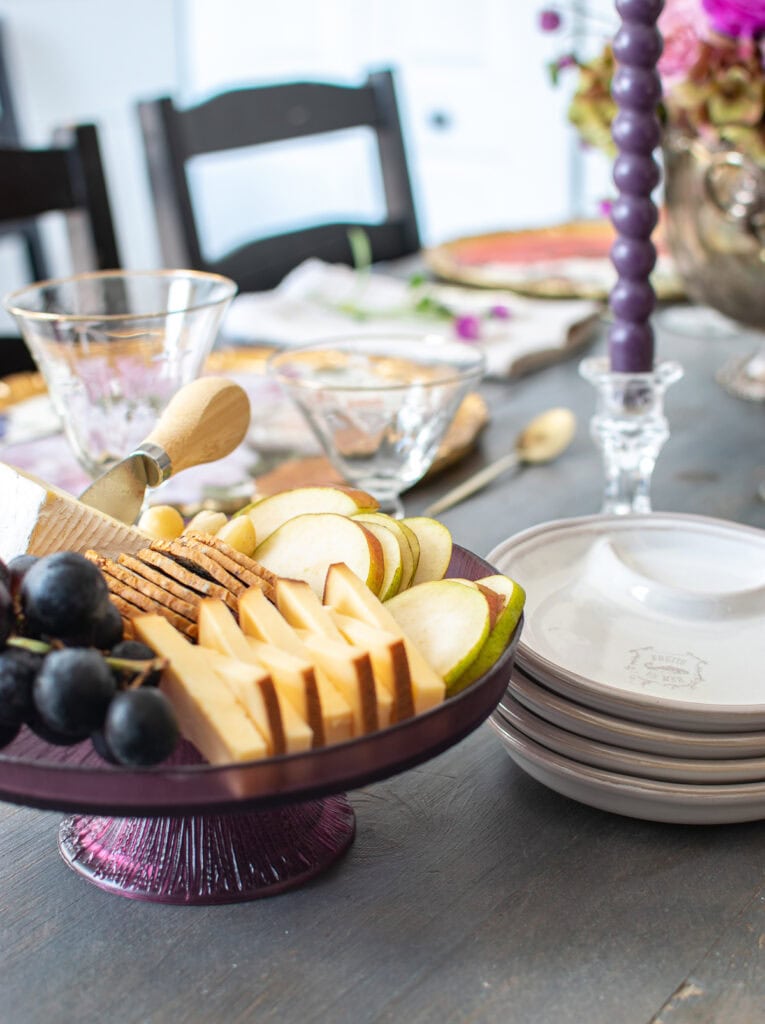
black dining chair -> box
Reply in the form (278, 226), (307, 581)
(137, 69), (420, 293)
(0, 123), (121, 375)
(0, 19), (48, 285)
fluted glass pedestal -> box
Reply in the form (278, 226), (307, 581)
(580, 357), (683, 515)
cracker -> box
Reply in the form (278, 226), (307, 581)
(150, 539), (247, 597)
(182, 532), (276, 599)
(134, 548), (239, 612)
(117, 553), (204, 609)
(103, 574), (198, 639)
(184, 531), (278, 587)
(87, 549), (199, 621)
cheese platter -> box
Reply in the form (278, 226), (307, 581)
(0, 472), (524, 903)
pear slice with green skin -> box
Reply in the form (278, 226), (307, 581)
(237, 485), (378, 543)
(397, 521), (420, 589)
(350, 518), (403, 601)
(254, 512), (385, 597)
(399, 517), (452, 585)
(384, 579), (491, 686)
(352, 512), (414, 595)
(447, 574), (525, 696)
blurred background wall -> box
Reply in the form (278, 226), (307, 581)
(0, 0), (616, 285)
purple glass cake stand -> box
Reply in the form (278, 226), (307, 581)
(0, 546), (522, 905)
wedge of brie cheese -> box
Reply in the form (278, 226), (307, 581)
(0, 462), (148, 561)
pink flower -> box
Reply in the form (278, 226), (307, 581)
(658, 0), (706, 86)
(702, 0), (765, 37)
(454, 315), (481, 341)
(539, 9), (561, 32)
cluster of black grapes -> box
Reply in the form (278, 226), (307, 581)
(0, 551), (178, 766)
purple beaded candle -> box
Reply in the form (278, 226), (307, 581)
(608, 0), (664, 372)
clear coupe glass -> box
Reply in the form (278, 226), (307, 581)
(268, 334), (486, 517)
(4, 269), (237, 477)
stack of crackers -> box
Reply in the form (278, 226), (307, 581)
(86, 531), (277, 641)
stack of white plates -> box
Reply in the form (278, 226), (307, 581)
(486, 513), (765, 824)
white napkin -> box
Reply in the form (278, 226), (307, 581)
(222, 259), (601, 378)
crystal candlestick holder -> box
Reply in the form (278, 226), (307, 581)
(580, 356), (683, 515)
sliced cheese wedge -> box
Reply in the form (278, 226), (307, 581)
(329, 610), (415, 724)
(203, 647), (285, 756)
(296, 630), (381, 734)
(323, 562), (445, 714)
(197, 598), (312, 753)
(0, 461), (148, 560)
(238, 587), (353, 744)
(275, 577), (346, 641)
(276, 578), (393, 727)
(132, 614), (267, 764)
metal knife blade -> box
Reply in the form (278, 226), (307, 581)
(79, 452), (156, 523)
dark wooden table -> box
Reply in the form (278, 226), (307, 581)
(2, 321), (764, 1024)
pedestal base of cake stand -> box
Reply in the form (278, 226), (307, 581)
(58, 795), (356, 904)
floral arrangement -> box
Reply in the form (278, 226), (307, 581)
(542, 0), (765, 163)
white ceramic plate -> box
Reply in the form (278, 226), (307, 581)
(489, 713), (765, 825)
(498, 692), (765, 784)
(506, 666), (765, 760)
(488, 514), (765, 731)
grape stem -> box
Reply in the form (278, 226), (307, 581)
(7, 636), (167, 687)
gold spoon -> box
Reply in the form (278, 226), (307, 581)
(424, 407), (577, 516)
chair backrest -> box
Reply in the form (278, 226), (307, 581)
(0, 19), (47, 282)
(0, 123), (120, 375)
(138, 69), (420, 292)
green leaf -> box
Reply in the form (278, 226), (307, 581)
(347, 227), (372, 273)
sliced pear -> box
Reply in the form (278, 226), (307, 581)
(254, 513), (384, 597)
(384, 580), (490, 686)
(323, 562), (445, 714)
(240, 485), (378, 543)
(353, 512), (418, 591)
(449, 578), (506, 628)
(350, 518), (403, 600)
(330, 610), (415, 723)
(197, 598), (313, 753)
(238, 586), (354, 744)
(132, 614), (268, 764)
(400, 517), (453, 585)
(397, 521), (421, 589)
(448, 575), (525, 695)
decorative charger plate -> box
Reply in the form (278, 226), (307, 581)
(424, 219), (684, 301)
(488, 513), (765, 731)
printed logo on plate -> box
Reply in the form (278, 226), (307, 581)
(626, 646), (707, 692)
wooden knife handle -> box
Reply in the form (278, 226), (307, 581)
(144, 376), (251, 474)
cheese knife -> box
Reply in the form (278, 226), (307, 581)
(79, 376), (251, 524)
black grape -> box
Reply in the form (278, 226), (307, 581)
(110, 639), (161, 687)
(89, 600), (124, 650)
(103, 689), (179, 766)
(33, 648), (116, 739)
(0, 582), (13, 648)
(21, 552), (109, 642)
(0, 647), (42, 727)
(7, 554), (38, 599)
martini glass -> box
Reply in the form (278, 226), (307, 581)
(268, 334), (485, 517)
(4, 269), (237, 478)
